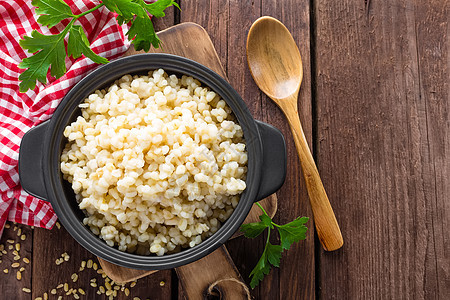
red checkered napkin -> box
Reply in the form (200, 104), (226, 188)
(0, 0), (131, 236)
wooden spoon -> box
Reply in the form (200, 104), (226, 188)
(246, 16), (343, 251)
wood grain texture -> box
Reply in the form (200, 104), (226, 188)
(98, 258), (158, 283)
(260, 1), (316, 299)
(0, 223), (32, 300)
(314, 0), (449, 299)
(176, 246), (250, 300)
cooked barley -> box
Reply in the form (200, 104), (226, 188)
(61, 71), (247, 256)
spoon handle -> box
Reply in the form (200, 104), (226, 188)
(282, 104), (343, 251)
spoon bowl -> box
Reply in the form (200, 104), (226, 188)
(247, 16), (343, 251)
(247, 17), (303, 100)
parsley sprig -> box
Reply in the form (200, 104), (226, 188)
(19, 0), (179, 92)
(240, 203), (308, 288)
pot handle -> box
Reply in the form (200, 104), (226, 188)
(19, 121), (49, 201)
(255, 120), (287, 201)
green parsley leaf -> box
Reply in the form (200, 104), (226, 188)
(126, 14), (160, 52)
(240, 221), (268, 239)
(18, 30), (66, 92)
(68, 25), (109, 64)
(32, 0), (74, 28)
(19, 0), (178, 92)
(277, 216), (309, 250)
(248, 239), (282, 288)
(259, 214), (273, 228)
(242, 202), (308, 289)
(266, 243), (282, 267)
(249, 244), (271, 289)
(138, 0), (180, 18)
(101, 0), (143, 22)
(240, 207), (274, 238)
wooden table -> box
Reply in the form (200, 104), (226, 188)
(1, 1), (448, 299)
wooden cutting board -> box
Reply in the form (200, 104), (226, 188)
(97, 23), (278, 296)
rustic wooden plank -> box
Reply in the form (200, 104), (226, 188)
(413, 2), (449, 298)
(176, 246), (250, 300)
(0, 222), (33, 300)
(180, 1), (282, 299)
(260, 1), (316, 299)
(314, 0), (449, 299)
(98, 258), (158, 283)
(180, 0), (229, 71)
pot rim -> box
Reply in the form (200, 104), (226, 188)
(42, 53), (264, 269)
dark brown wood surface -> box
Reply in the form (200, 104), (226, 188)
(175, 246), (250, 300)
(314, 0), (449, 299)
(1, 0), (448, 299)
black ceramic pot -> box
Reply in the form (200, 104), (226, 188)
(19, 53), (286, 270)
